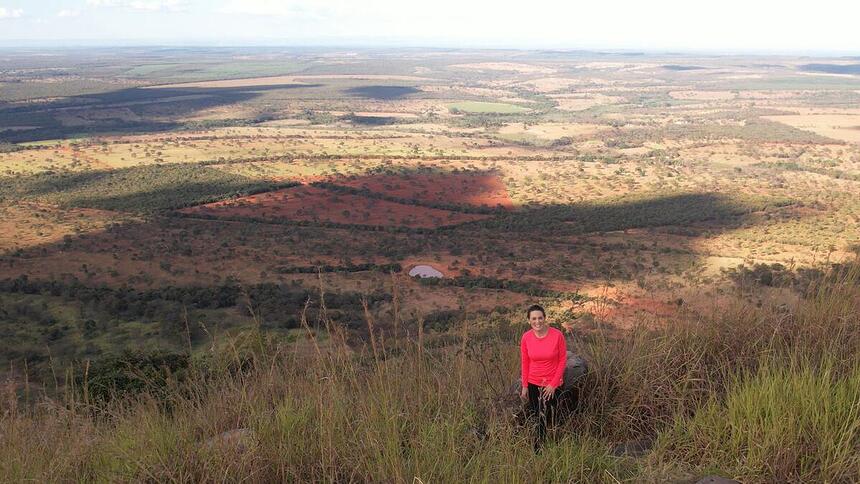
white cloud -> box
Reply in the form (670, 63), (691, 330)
(217, 0), (336, 19)
(209, 0), (860, 53)
(0, 7), (23, 19)
(58, 9), (81, 17)
(86, 0), (188, 12)
(2, 0), (858, 52)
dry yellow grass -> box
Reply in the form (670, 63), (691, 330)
(736, 90), (812, 100)
(519, 77), (582, 92)
(448, 62), (555, 74)
(0, 202), (136, 252)
(669, 91), (737, 101)
(498, 122), (604, 139)
(551, 94), (624, 111)
(351, 111), (419, 118)
(764, 114), (860, 143)
(3, 126), (552, 176)
(421, 84), (516, 98)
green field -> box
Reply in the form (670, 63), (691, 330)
(448, 101), (530, 114)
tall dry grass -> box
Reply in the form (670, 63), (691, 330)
(1, 264), (858, 482)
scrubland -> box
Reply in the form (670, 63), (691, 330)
(1, 48), (860, 482)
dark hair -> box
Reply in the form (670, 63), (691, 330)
(526, 304), (545, 319)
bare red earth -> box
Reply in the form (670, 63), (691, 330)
(333, 172), (514, 210)
(180, 185), (487, 228)
(604, 297), (678, 324)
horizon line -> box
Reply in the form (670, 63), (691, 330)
(0, 40), (858, 58)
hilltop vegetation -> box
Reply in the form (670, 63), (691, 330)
(0, 275), (394, 380)
(2, 261), (858, 482)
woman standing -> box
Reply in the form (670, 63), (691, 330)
(519, 304), (567, 449)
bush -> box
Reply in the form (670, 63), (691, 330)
(79, 350), (191, 404)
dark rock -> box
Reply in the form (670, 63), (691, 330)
(562, 351), (587, 390)
(695, 477), (740, 484)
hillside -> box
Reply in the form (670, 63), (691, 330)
(1, 48), (859, 482)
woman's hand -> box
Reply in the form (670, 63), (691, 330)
(520, 387), (528, 402)
(540, 385), (556, 403)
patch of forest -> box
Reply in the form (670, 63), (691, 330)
(273, 262), (403, 274)
(0, 276), (392, 378)
(416, 273), (585, 299)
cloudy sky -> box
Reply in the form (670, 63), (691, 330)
(0, 0), (858, 54)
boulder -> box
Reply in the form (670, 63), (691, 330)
(562, 351), (587, 390)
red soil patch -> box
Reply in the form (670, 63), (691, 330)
(612, 297), (678, 318)
(575, 286), (679, 326)
(180, 185), (487, 228)
(597, 296), (678, 327)
(332, 172), (514, 210)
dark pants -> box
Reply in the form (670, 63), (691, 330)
(527, 383), (559, 449)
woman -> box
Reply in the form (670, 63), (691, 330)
(519, 304), (567, 449)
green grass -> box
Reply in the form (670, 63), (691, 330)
(657, 360), (860, 482)
(448, 101), (530, 114)
(493, 131), (555, 147)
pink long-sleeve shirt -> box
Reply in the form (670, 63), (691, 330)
(520, 327), (567, 388)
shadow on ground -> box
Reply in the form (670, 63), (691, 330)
(0, 83), (321, 142)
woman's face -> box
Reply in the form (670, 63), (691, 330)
(528, 310), (547, 332)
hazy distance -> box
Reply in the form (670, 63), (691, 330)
(0, 0), (858, 54)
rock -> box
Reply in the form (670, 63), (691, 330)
(562, 352), (588, 390)
(610, 437), (653, 457)
(204, 428), (257, 454)
(695, 477), (740, 484)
